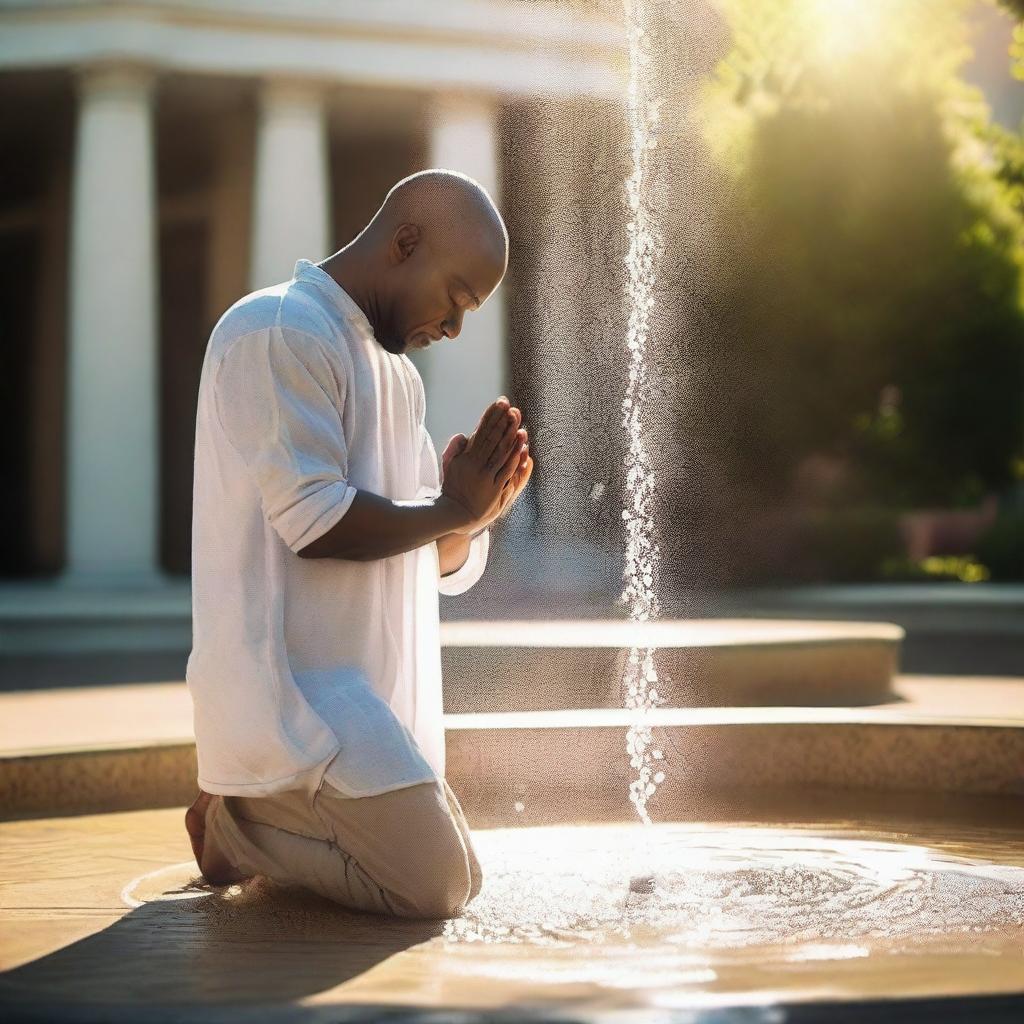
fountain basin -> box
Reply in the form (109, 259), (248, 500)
(1, 789), (1021, 1021)
(1, 655), (1021, 1019)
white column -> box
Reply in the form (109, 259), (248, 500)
(250, 79), (332, 289)
(413, 93), (509, 451)
(63, 64), (161, 587)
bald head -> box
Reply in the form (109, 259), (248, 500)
(346, 168), (509, 356)
(375, 169), (508, 271)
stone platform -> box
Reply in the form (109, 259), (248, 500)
(1, 673), (1022, 821)
(440, 618), (904, 710)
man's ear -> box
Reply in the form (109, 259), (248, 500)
(390, 222), (421, 264)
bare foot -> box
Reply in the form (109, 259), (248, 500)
(185, 789), (251, 886)
(185, 790), (212, 869)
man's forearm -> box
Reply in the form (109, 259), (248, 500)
(437, 524), (490, 576)
(437, 532), (471, 576)
(296, 489), (471, 561)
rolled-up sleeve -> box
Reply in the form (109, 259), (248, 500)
(438, 527), (490, 596)
(212, 326), (359, 555)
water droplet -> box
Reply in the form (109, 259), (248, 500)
(629, 874), (656, 894)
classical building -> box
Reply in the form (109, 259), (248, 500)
(0, 0), (625, 648)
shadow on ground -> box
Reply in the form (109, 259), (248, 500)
(0, 872), (444, 1017)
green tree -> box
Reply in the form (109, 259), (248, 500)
(699, 0), (1024, 512)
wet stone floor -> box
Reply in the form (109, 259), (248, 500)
(1, 810), (1023, 1020)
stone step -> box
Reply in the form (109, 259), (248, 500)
(440, 618), (904, 710)
(0, 578), (193, 655)
(2, 677), (1021, 821)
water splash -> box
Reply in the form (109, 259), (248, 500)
(620, 0), (667, 833)
(441, 824), (1024, 957)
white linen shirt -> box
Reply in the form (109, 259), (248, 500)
(185, 258), (489, 799)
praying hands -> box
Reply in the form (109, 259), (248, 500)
(434, 396), (532, 577)
(441, 396), (532, 528)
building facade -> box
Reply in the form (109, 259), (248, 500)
(0, 0), (623, 629)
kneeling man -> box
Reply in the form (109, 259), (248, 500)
(184, 169), (532, 920)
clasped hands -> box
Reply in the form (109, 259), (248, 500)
(439, 396), (533, 535)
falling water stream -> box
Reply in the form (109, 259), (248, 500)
(621, 0), (668, 894)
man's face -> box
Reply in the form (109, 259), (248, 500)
(378, 229), (505, 356)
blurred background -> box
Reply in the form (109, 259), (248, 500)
(0, 0), (1022, 683)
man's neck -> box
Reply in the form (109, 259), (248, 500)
(319, 245), (384, 343)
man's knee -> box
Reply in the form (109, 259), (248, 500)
(391, 844), (475, 919)
(405, 886), (470, 920)
(468, 858), (484, 903)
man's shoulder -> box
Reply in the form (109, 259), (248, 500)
(400, 354), (427, 412)
(208, 283), (349, 366)
(400, 353), (425, 392)
(208, 288), (278, 351)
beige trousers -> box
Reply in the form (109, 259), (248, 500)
(205, 771), (483, 920)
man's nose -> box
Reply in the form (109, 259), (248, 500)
(444, 309), (465, 340)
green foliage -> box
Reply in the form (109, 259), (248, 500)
(991, 0), (1024, 81)
(879, 553), (991, 581)
(999, 0), (1024, 22)
(1012, 20), (1024, 81)
(975, 509), (1024, 577)
(699, 0), (1024, 513)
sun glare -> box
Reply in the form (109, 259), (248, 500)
(806, 0), (893, 63)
